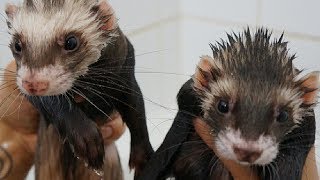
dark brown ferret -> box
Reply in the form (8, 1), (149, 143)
(139, 28), (319, 180)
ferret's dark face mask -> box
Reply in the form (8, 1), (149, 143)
(5, 0), (117, 96)
(193, 30), (319, 166)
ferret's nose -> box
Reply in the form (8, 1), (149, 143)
(22, 80), (49, 96)
(233, 146), (262, 163)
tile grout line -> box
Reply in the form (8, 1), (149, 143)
(125, 16), (179, 37)
(126, 14), (320, 44)
(184, 14), (320, 43)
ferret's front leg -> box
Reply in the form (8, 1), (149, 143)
(137, 111), (195, 180)
(115, 76), (154, 176)
(27, 96), (104, 170)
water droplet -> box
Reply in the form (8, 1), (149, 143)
(69, 144), (75, 153)
(93, 169), (104, 177)
(209, 129), (214, 135)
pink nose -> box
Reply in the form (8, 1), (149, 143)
(233, 146), (262, 163)
(22, 80), (49, 95)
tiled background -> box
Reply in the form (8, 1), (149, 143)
(0, 0), (319, 179)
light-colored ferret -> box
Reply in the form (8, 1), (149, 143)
(138, 28), (319, 180)
(5, 0), (153, 178)
(6, 0), (117, 95)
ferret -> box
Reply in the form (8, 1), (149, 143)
(138, 28), (319, 180)
(5, 0), (153, 177)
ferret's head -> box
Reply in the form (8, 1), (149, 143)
(5, 0), (117, 96)
(193, 28), (319, 166)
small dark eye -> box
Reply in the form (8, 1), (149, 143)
(277, 111), (289, 123)
(217, 100), (229, 113)
(64, 36), (79, 51)
(14, 41), (22, 53)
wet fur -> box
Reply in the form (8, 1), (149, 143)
(139, 79), (315, 180)
(36, 117), (123, 180)
(138, 29), (317, 180)
(29, 31), (153, 176)
(0, 61), (125, 180)
(6, 0), (153, 177)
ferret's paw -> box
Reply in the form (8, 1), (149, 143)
(67, 122), (105, 170)
(129, 144), (154, 176)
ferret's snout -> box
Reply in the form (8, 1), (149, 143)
(22, 80), (49, 96)
(233, 146), (262, 164)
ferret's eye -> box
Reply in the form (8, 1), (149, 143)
(276, 111), (289, 123)
(14, 41), (22, 53)
(217, 100), (229, 113)
(65, 36), (79, 51)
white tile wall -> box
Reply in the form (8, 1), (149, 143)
(260, 0), (320, 37)
(288, 40), (320, 72)
(110, 0), (179, 35)
(0, 0), (319, 179)
(180, 0), (258, 26)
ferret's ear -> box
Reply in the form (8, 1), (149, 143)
(299, 71), (319, 105)
(193, 56), (222, 91)
(5, 4), (18, 28)
(92, 0), (117, 31)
